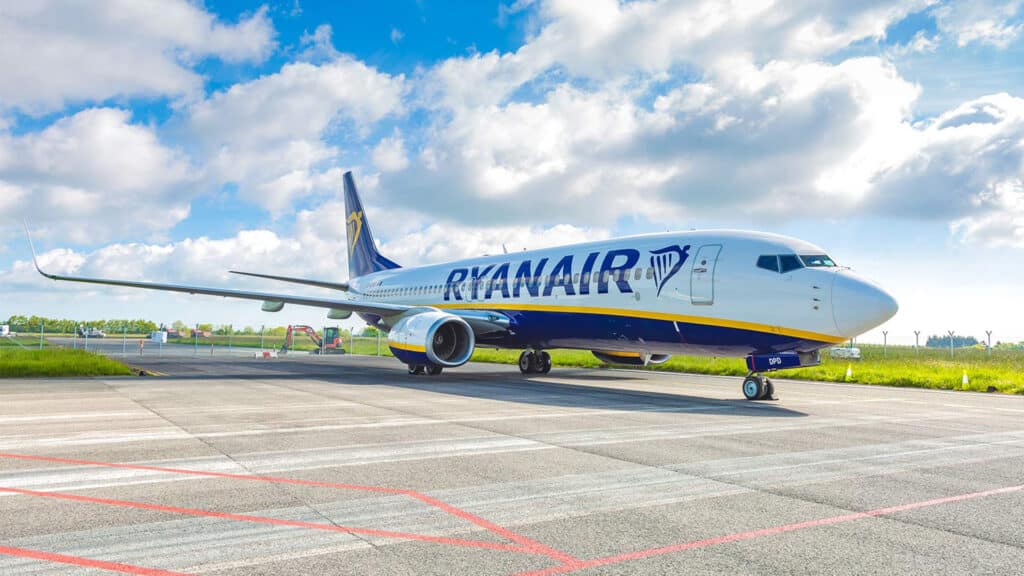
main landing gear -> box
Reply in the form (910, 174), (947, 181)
(518, 350), (552, 374)
(742, 373), (775, 401)
(408, 364), (444, 376)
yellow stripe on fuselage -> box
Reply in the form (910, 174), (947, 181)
(388, 341), (426, 353)
(433, 303), (846, 344)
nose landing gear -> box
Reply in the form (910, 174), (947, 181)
(518, 350), (552, 374)
(742, 373), (775, 401)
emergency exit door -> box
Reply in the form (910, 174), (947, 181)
(690, 244), (721, 305)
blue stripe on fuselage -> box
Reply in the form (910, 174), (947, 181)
(471, 309), (831, 357)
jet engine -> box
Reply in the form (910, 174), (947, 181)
(592, 351), (671, 366)
(388, 310), (475, 367)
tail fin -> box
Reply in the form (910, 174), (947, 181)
(344, 171), (400, 278)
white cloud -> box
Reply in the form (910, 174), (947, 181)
(378, 223), (612, 266)
(874, 93), (1024, 246)
(373, 132), (410, 172)
(0, 1), (276, 114)
(186, 53), (405, 213)
(0, 108), (196, 242)
(934, 0), (1024, 47)
(390, 27), (404, 44)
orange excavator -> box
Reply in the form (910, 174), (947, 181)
(280, 325), (346, 355)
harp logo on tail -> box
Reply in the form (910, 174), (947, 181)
(650, 244), (690, 297)
(346, 211), (363, 256)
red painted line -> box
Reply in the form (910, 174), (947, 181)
(0, 545), (188, 576)
(0, 486), (531, 555)
(410, 492), (581, 565)
(0, 452), (578, 564)
(509, 484), (1024, 576)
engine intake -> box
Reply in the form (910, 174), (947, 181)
(388, 310), (475, 367)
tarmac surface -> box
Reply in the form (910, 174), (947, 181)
(2, 349), (1024, 575)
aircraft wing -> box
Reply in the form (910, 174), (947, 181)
(229, 270), (349, 292)
(25, 230), (408, 318)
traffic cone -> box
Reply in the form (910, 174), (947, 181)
(962, 370), (969, 388)
(845, 364), (853, 381)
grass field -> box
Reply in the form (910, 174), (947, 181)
(344, 338), (1023, 395)
(0, 349), (133, 378)
(21, 332), (1020, 394)
(0, 336), (49, 349)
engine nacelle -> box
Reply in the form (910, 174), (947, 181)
(592, 351), (671, 366)
(388, 310), (475, 367)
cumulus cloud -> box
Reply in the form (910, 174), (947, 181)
(0, 108), (197, 243)
(934, 0), (1024, 47)
(874, 93), (1024, 246)
(0, 0), (276, 113)
(185, 51), (405, 213)
(372, 132), (410, 172)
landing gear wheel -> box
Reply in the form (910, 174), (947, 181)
(536, 351), (552, 374)
(408, 364), (425, 375)
(426, 364), (443, 376)
(742, 375), (766, 400)
(518, 351), (534, 374)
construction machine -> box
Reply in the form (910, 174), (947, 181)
(280, 325), (346, 355)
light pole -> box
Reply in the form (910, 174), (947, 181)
(194, 323), (198, 356)
(986, 330), (993, 356)
(948, 330), (955, 359)
(914, 330), (921, 353)
(260, 325), (265, 352)
(882, 331), (888, 357)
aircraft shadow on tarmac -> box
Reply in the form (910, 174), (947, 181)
(140, 359), (807, 418)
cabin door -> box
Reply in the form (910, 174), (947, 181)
(690, 244), (722, 305)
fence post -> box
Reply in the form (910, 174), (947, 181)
(228, 325), (233, 353)
(73, 329), (77, 350)
(122, 326), (127, 357)
(260, 325), (265, 352)
(194, 324), (199, 356)
(986, 330), (992, 356)
(882, 331), (888, 357)
(39, 321), (44, 350)
(914, 330), (921, 353)
(377, 331), (381, 356)
(948, 330), (955, 359)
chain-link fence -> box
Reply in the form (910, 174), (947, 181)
(1, 321), (1021, 362)
(0, 323), (393, 360)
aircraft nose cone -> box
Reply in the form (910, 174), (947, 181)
(831, 271), (899, 338)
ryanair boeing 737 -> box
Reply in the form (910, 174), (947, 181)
(27, 172), (898, 400)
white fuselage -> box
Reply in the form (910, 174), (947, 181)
(347, 230), (897, 358)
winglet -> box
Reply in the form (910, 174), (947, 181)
(23, 220), (53, 279)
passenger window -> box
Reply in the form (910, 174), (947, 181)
(646, 267), (654, 279)
(779, 254), (803, 273)
(756, 255), (779, 272)
(634, 268), (642, 280)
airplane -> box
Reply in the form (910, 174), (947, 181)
(26, 172), (898, 400)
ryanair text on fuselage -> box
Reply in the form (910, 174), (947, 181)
(442, 244), (691, 301)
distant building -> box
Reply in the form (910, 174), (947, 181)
(0, 325), (9, 336)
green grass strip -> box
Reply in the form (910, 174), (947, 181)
(0, 349), (133, 378)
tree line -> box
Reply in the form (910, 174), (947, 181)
(5, 315), (158, 334)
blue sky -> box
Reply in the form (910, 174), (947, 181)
(2, 0), (1023, 344)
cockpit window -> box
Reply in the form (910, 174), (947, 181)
(778, 254), (803, 273)
(800, 254), (836, 267)
(756, 255), (779, 272)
